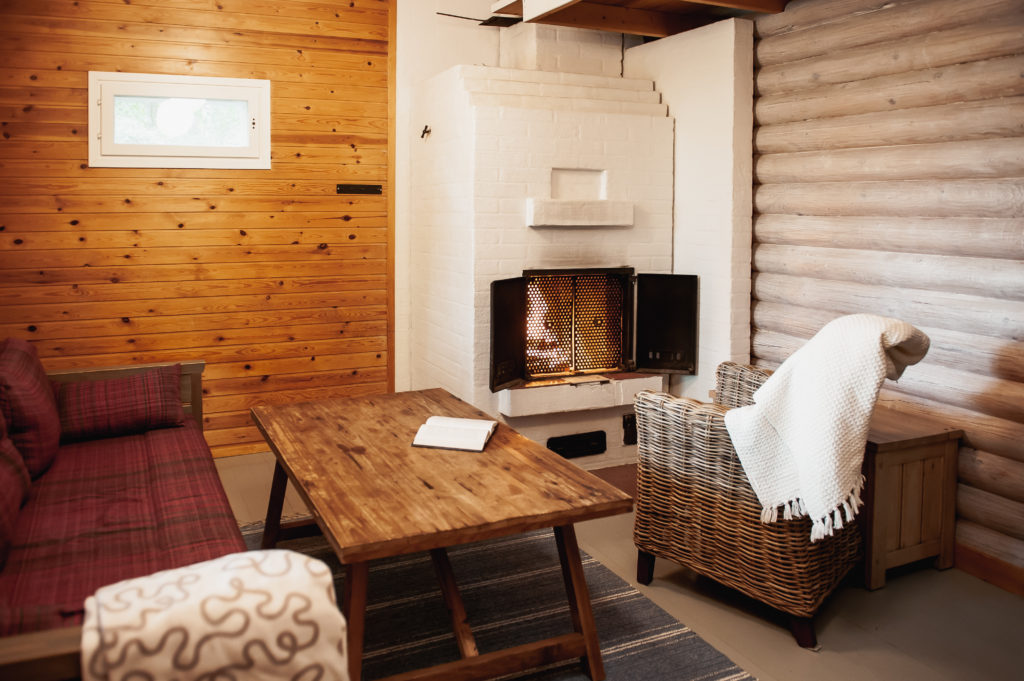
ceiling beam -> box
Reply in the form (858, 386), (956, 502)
(691, 0), (787, 13)
(493, 1), (789, 38)
(494, 0), (789, 22)
(531, 2), (703, 37)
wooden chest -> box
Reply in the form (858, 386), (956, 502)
(862, 408), (964, 589)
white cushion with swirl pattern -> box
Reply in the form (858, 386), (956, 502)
(81, 549), (348, 681)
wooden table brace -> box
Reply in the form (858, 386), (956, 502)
(378, 634), (587, 681)
(430, 548), (480, 658)
(341, 529), (605, 681)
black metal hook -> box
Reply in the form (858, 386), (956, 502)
(420, 125), (431, 139)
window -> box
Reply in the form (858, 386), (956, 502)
(88, 71), (271, 169)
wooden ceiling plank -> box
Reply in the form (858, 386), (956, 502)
(533, 1), (703, 37)
(492, 1), (788, 35)
(692, 0), (786, 13)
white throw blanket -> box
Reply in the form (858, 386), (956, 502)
(724, 314), (929, 541)
(82, 550), (349, 681)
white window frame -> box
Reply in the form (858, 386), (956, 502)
(88, 71), (271, 169)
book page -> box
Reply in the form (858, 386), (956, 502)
(412, 417), (497, 451)
(424, 416), (497, 433)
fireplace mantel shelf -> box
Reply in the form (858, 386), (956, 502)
(498, 372), (664, 417)
(526, 198), (634, 228)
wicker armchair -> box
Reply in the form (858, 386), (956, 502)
(633, 362), (862, 647)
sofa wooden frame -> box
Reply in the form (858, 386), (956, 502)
(0, 360), (206, 681)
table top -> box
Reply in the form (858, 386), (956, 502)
(251, 388), (633, 564)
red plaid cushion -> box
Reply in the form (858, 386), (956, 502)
(57, 364), (185, 442)
(0, 413), (31, 568)
(0, 338), (61, 478)
(0, 421), (244, 634)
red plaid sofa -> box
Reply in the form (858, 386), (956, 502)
(0, 338), (245, 637)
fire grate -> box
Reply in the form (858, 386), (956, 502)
(574, 274), (624, 371)
(525, 271), (626, 378)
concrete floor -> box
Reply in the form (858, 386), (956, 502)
(217, 452), (1024, 681)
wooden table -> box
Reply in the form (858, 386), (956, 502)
(251, 388), (633, 681)
(862, 408), (963, 589)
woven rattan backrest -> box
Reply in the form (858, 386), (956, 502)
(713, 362), (774, 408)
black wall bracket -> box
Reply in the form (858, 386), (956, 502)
(336, 184), (382, 195)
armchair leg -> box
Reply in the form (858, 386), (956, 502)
(789, 616), (817, 648)
(636, 550), (656, 585)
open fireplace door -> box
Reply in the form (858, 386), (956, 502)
(634, 273), (698, 374)
(490, 277), (527, 391)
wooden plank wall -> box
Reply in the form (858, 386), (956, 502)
(0, 0), (393, 458)
(752, 0), (1024, 593)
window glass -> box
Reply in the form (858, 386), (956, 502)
(113, 96), (250, 148)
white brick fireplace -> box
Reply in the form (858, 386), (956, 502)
(403, 18), (753, 470)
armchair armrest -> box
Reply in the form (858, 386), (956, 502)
(634, 390), (760, 513)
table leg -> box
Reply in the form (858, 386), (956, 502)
(430, 548), (479, 658)
(343, 562), (369, 681)
(260, 459), (288, 549)
(554, 525), (605, 681)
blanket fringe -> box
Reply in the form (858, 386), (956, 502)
(810, 479), (867, 542)
(761, 476), (867, 543)
(761, 497), (809, 523)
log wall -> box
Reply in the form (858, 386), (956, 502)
(753, 0), (1024, 593)
(0, 0), (394, 457)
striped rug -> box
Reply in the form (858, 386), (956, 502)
(241, 525), (753, 681)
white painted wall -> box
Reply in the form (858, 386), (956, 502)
(395, 1), (501, 390)
(408, 69), (478, 398)
(623, 19), (755, 400)
(500, 22), (627, 76)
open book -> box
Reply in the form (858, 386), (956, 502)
(412, 416), (498, 452)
